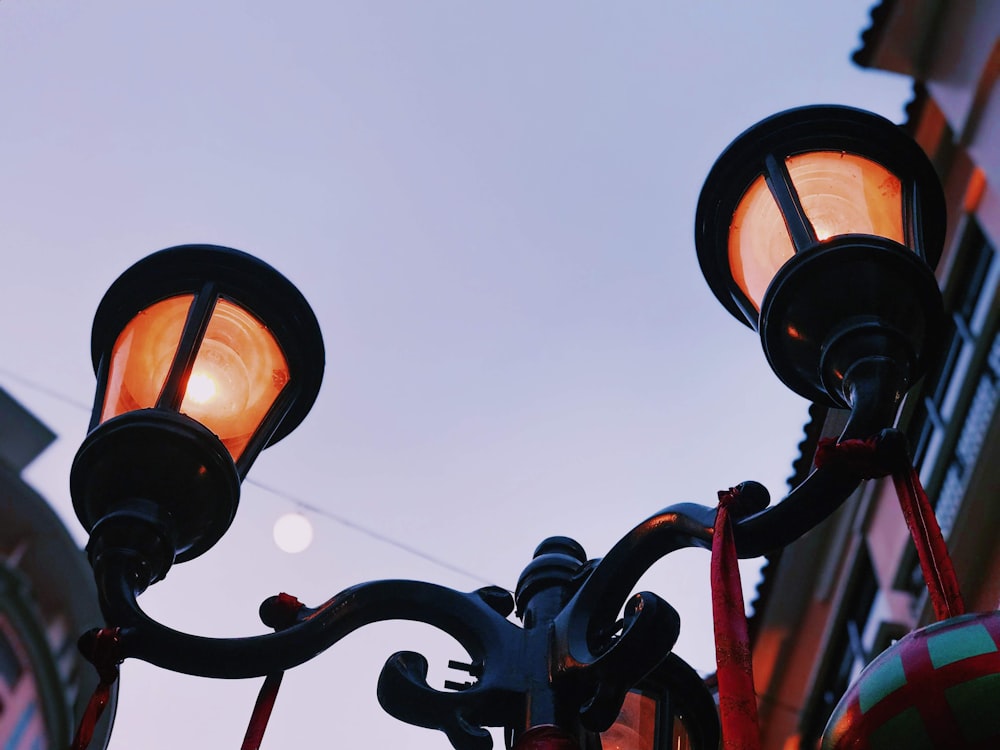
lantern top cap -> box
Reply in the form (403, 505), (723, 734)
(695, 104), (947, 326)
(90, 243), (325, 446)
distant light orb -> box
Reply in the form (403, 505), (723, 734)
(273, 513), (313, 553)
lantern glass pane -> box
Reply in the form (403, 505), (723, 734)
(727, 153), (906, 313)
(787, 151), (903, 245)
(187, 298), (289, 460)
(728, 173), (794, 311)
(101, 295), (192, 423)
(599, 690), (658, 750)
(101, 295), (289, 462)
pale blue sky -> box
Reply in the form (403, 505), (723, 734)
(0, 3), (910, 748)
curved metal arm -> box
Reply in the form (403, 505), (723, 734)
(552, 503), (717, 731)
(82, 357), (904, 750)
(94, 550), (519, 679)
(91, 550), (527, 748)
(552, 361), (904, 729)
(603, 354), (901, 573)
(377, 650), (520, 750)
(731, 354), (905, 557)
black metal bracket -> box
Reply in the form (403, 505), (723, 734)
(82, 383), (898, 749)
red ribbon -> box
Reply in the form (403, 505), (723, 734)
(241, 593), (304, 750)
(816, 436), (965, 621)
(241, 672), (285, 750)
(711, 487), (761, 750)
(71, 628), (121, 750)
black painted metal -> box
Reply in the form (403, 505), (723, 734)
(86, 245), (325, 453)
(74, 127), (948, 746)
(695, 104), (946, 328)
(762, 153), (816, 251)
(71, 410), (241, 574)
(156, 281), (218, 413)
(72, 245), (326, 568)
(693, 105), (947, 408)
(87, 528), (712, 749)
(759, 235), (944, 407)
(77, 358), (909, 749)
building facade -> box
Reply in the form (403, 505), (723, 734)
(0, 389), (114, 749)
(749, 2), (1000, 748)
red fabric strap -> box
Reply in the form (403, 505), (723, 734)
(71, 682), (114, 750)
(711, 487), (761, 750)
(816, 437), (965, 622)
(890, 461), (966, 620)
(813, 435), (890, 479)
(242, 672), (285, 750)
(71, 628), (121, 750)
(241, 592), (304, 749)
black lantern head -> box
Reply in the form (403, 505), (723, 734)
(596, 688), (671, 750)
(596, 654), (718, 750)
(695, 105), (946, 408)
(71, 244), (324, 581)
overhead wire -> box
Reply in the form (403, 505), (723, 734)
(0, 367), (500, 589)
(247, 478), (497, 587)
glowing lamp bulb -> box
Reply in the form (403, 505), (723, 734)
(73, 244), (327, 570)
(185, 372), (218, 404)
(181, 338), (251, 421)
(101, 295), (289, 461)
(729, 151), (904, 311)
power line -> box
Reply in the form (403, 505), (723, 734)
(0, 368), (498, 588)
(247, 478), (498, 588)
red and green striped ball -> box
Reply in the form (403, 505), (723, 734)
(822, 612), (1000, 749)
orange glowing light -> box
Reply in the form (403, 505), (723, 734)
(599, 691), (658, 750)
(786, 151), (902, 243)
(101, 295), (289, 460)
(729, 173), (792, 312)
(728, 152), (904, 311)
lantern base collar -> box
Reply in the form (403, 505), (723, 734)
(71, 410), (241, 571)
(759, 236), (944, 407)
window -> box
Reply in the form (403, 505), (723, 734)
(0, 617), (48, 750)
(909, 220), (999, 525)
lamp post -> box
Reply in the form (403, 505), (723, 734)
(69, 105), (946, 750)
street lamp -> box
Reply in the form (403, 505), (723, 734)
(70, 244), (325, 582)
(69, 105), (947, 750)
(695, 105), (945, 413)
